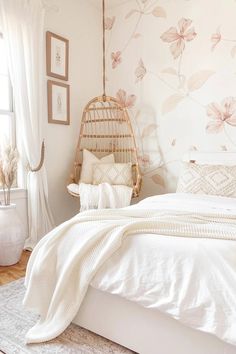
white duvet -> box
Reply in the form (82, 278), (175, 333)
(23, 193), (236, 346)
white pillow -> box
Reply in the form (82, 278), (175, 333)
(177, 162), (236, 197)
(93, 162), (133, 186)
(80, 149), (115, 184)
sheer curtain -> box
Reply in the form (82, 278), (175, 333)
(0, 0), (54, 249)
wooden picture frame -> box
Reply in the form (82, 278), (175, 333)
(46, 31), (69, 81)
(47, 80), (70, 125)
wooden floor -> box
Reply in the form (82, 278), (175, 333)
(0, 250), (31, 285)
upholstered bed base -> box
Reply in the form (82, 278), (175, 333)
(73, 286), (236, 354)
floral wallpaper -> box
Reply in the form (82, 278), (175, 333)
(104, 0), (236, 198)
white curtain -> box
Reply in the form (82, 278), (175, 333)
(0, 0), (54, 249)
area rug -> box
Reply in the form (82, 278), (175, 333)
(0, 278), (134, 354)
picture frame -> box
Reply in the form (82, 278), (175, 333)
(46, 31), (69, 81)
(47, 80), (70, 125)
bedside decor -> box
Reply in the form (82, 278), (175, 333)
(47, 80), (70, 125)
(0, 204), (24, 266)
(0, 144), (24, 266)
(46, 31), (69, 81)
(0, 143), (18, 206)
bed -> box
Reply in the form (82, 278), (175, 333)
(75, 287), (236, 354)
(23, 152), (236, 354)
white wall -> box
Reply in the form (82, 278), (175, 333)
(44, 0), (102, 225)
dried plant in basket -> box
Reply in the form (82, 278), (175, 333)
(0, 144), (18, 206)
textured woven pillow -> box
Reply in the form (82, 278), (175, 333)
(80, 149), (115, 184)
(93, 163), (133, 187)
(177, 162), (236, 197)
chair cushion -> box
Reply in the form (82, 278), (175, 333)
(80, 149), (115, 184)
(93, 162), (133, 186)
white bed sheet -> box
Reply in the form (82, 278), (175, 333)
(91, 193), (236, 346)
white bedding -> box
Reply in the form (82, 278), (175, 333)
(23, 193), (236, 346)
(92, 194), (236, 346)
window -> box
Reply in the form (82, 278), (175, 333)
(0, 34), (14, 155)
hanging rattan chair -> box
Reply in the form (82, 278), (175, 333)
(69, 95), (142, 197)
(68, 0), (142, 198)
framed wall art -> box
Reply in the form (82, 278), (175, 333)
(46, 31), (69, 81)
(47, 80), (70, 125)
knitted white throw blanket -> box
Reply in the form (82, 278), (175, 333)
(78, 182), (133, 211)
(67, 183), (133, 210)
(23, 205), (236, 343)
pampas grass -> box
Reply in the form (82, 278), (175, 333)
(0, 144), (18, 206)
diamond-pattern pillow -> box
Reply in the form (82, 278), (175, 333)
(80, 149), (115, 184)
(93, 163), (133, 187)
(177, 162), (236, 197)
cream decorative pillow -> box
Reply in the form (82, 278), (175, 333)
(80, 149), (115, 184)
(93, 163), (133, 186)
(177, 162), (236, 197)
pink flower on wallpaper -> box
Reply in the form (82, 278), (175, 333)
(138, 154), (151, 168)
(206, 97), (236, 133)
(160, 18), (197, 59)
(135, 59), (147, 83)
(116, 89), (136, 108)
(111, 51), (122, 69)
(105, 16), (115, 31)
(211, 27), (221, 51)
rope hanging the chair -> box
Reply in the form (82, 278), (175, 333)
(102, 0), (106, 101)
(68, 0), (142, 198)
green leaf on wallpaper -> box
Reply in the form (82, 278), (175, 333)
(152, 6), (167, 18)
(162, 94), (185, 115)
(125, 9), (138, 19)
(151, 174), (165, 187)
(231, 46), (236, 58)
(161, 67), (177, 75)
(141, 124), (158, 138)
(187, 70), (215, 92)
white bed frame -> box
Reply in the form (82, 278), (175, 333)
(74, 286), (236, 354)
(74, 151), (236, 354)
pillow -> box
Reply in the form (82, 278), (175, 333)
(80, 149), (115, 184)
(93, 163), (133, 187)
(177, 162), (236, 197)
